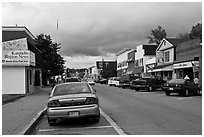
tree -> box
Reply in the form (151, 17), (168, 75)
(35, 34), (65, 85)
(147, 25), (167, 45)
(189, 23), (202, 41)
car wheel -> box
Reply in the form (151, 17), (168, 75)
(148, 85), (153, 92)
(48, 118), (56, 126)
(93, 114), (100, 123)
(185, 89), (189, 96)
(165, 91), (171, 96)
(195, 88), (200, 96)
(135, 88), (139, 91)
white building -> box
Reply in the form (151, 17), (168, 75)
(134, 44), (158, 77)
(116, 48), (132, 77)
(2, 26), (42, 94)
(87, 66), (99, 81)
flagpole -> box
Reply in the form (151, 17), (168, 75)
(57, 18), (59, 44)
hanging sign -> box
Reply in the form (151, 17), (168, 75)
(2, 50), (35, 66)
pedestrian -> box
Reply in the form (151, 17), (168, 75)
(184, 75), (190, 80)
(194, 77), (199, 85)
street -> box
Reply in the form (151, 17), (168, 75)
(31, 84), (202, 135)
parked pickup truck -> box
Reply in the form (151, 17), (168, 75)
(130, 77), (166, 91)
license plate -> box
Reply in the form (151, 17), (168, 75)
(68, 111), (79, 117)
(169, 88), (173, 90)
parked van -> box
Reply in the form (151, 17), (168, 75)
(108, 77), (121, 86)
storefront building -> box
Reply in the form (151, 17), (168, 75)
(174, 38), (201, 83)
(116, 48), (132, 77)
(96, 60), (117, 79)
(2, 26), (43, 94)
(135, 44), (157, 77)
(152, 38), (190, 80)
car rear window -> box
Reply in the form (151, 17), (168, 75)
(53, 83), (91, 96)
(65, 78), (79, 82)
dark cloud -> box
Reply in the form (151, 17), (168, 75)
(2, 2), (202, 68)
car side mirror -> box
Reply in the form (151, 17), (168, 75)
(94, 89), (96, 93)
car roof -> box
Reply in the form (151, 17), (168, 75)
(56, 82), (87, 87)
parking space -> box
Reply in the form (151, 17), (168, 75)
(31, 112), (119, 135)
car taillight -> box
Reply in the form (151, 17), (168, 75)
(85, 97), (98, 104)
(164, 83), (169, 87)
(48, 100), (61, 107)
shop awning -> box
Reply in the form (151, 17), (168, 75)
(150, 65), (173, 72)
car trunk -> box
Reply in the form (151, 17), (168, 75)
(52, 94), (94, 107)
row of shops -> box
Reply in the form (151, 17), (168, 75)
(116, 38), (202, 89)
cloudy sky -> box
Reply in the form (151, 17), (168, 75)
(2, 2), (202, 68)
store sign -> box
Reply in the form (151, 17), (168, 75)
(3, 38), (28, 50)
(2, 38), (35, 66)
(173, 62), (192, 69)
(2, 50), (35, 66)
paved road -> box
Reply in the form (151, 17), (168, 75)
(95, 84), (202, 135)
(31, 84), (202, 135)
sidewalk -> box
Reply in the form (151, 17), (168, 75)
(2, 86), (52, 135)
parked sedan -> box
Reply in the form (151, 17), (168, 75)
(47, 82), (100, 126)
(163, 79), (200, 96)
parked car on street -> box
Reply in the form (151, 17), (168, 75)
(99, 78), (108, 84)
(163, 79), (200, 96)
(130, 77), (166, 91)
(108, 77), (131, 88)
(87, 79), (95, 85)
(108, 77), (121, 87)
(47, 82), (100, 126)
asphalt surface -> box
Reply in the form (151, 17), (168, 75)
(31, 84), (202, 135)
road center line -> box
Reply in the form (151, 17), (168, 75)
(39, 125), (113, 132)
(100, 108), (127, 135)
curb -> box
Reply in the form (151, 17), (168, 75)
(17, 107), (47, 135)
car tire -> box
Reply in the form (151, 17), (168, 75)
(165, 91), (171, 96)
(93, 114), (100, 123)
(148, 85), (153, 92)
(135, 88), (139, 91)
(185, 89), (189, 96)
(195, 88), (200, 96)
(48, 118), (56, 126)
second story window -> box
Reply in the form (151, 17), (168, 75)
(164, 51), (170, 62)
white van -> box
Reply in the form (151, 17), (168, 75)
(108, 77), (121, 86)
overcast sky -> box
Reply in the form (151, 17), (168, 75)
(2, 2), (202, 69)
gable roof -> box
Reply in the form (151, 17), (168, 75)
(143, 44), (158, 55)
(156, 38), (191, 51)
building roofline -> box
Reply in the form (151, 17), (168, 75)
(2, 26), (36, 40)
(115, 48), (132, 56)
